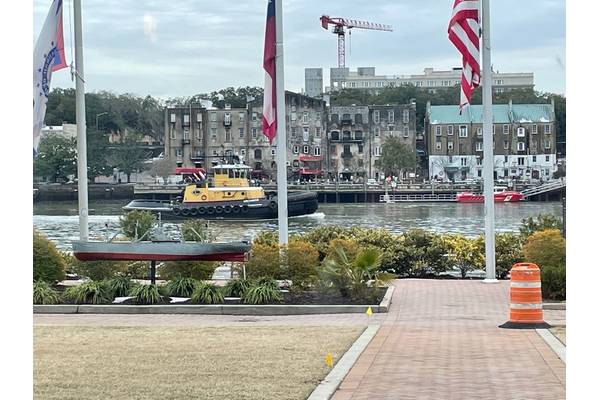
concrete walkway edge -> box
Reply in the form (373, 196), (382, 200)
(537, 328), (566, 363)
(307, 325), (380, 400)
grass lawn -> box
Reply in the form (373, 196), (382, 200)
(34, 325), (364, 400)
(550, 325), (566, 345)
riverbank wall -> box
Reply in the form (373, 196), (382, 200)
(34, 183), (134, 202)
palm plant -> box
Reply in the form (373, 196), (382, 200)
(320, 246), (394, 299)
(33, 281), (60, 305)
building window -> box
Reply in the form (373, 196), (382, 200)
(504, 155), (509, 163)
(374, 127), (380, 137)
(503, 124), (509, 134)
(175, 148), (182, 157)
(532, 155), (537, 163)
(210, 113), (217, 122)
(503, 141), (510, 150)
(374, 146), (381, 156)
(291, 112), (297, 122)
(546, 155), (550, 162)
(544, 124), (551, 134)
(271, 148), (276, 156)
(293, 145), (299, 154)
(239, 148), (246, 157)
(532, 124), (538, 134)
(518, 157), (525, 166)
(314, 146), (321, 156)
(303, 127), (310, 142)
(476, 157), (482, 165)
(358, 144), (364, 154)
(403, 109), (409, 123)
(170, 113), (176, 123)
(476, 142), (483, 151)
(302, 112), (309, 124)
(435, 126), (442, 136)
(435, 142), (442, 150)
(224, 113), (231, 125)
(447, 125), (454, 136)
(459, 125), (468, 137)
(477, 127), (482, 136)
(170, 129), (176, 139)
(518, 142), (525, 151)
(183, 128), (189, 139)
(448, 141), (454, 150)
(239, 128), (244, 138)
(461, 157), (467, 166)
(544, 140), (551, 149)
(388, 110), (394, 123)
(211, 128), (217, 138)
(403, 126), (409, 137)
(517, 127), (526, 137)
(303, 145), (309, 154)
(195, 127), (201, 140)
(212, 149), (218, 156)
(252, 112), (258, 122)
(252, 128), (258, 139)
(183, 114), (190, 125)
(239, 112), (245, 122)
(373, 110), (380, 124)
(254, 149), (262, 160)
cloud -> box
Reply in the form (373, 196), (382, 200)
(143, 14), (157, 43)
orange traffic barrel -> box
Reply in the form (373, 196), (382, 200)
(499, 262), (550, 329)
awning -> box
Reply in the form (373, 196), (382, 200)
(300, 168), (321, 175)
(175, 167), (206, 175)
(299, 154), (323, 161)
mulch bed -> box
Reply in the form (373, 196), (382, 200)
(281, 287), (387, 305)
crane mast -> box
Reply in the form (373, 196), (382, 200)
(320, 15), (393, 68)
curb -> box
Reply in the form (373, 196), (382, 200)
(542, 302), (566, 310)
(307, 325), (380, 400)
(33, 286), (394, 315)
(536, 328), (566, 363)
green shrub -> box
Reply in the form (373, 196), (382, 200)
(475, 233), (524, 279)
(73, 260), (130, 281)
(105, 276), (135, 298)
(387, 229), (449, 276)
(441, 234), (484, 278)
(33, 230), (66, 283)
(519, 214), (563, 238)
(181, 219), (214, 242)
(33, 281), (60, 305)
(63, 281), (111, 304)
(522, 229), (566, 269)
(324, 238), (361, 265)
(541, 265), (566, 300)
(245, 243), (281, 279)
(190, 283), (224, 304)
(222, 279), (252, 297)
(129, 284), (162, 304)
(285, 240), (319, 289)
(253, 230), (279, 246)
(160, 261), (218, 281)
(242, 281), (282, 304)
(304, 225), (355, 259)
(165, 277), (200, 297)
(119, 210), (156, 240)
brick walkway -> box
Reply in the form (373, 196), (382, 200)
(331, 280), (565, 400)
(34, 279), (565, 399)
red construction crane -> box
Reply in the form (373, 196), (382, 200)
(320, 15), (393, 68)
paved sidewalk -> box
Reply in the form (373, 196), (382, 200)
(331, 280), (565, 400)
(34, 279), (565, 399)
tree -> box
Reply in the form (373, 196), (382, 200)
(150, 157), (176, 185)
(375, 136), (416, 177)
(86, 128), (112, 182)
(110, 132), (152, 183)
(208, 86), (263, 109)
(119, 210), (156, 240)
(519, 214), (563, 238)
(33, 135), (77, 182)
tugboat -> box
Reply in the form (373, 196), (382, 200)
(456, 186), (525, 203)
(123, 163), (319, 220)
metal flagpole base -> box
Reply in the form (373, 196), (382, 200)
(482, 278), (500, 284)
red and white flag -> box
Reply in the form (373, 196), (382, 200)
(262, 0), (277, 144)
(448, 0), (480, 113)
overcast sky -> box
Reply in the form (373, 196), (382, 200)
(33, 0), (566, 98)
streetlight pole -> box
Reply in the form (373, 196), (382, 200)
(96, 112), (108, 131)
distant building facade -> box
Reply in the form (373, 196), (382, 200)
(304, 68), (324, 98)
(425, 101), (557, 182)
(40, 123), (77, 139)
(327, 102), (417, 181)
(325, 67), (534, 95)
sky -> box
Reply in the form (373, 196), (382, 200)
(33, 0), (566, 98)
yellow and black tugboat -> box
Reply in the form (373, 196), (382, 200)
(123, 163), (318, 220)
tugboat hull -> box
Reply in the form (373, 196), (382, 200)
(123, 191), (318, 220)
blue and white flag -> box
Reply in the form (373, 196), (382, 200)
(33, 0), (67, 157)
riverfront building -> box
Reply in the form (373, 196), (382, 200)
(318, 67), (534, 95)
(424, 101), (557, 182)
(327, 102), (417, 181)
(164, 92), (327, 181)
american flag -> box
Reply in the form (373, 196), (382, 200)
(262, 0), (277, 144)
(448, 0), (480, 113)
(33, 0), (67, 157)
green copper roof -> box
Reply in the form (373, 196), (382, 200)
(428, 104), (554, 124)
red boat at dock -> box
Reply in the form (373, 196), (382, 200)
(456, 187), (525, 203)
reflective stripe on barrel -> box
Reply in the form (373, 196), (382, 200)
(508, 262), (544, 324)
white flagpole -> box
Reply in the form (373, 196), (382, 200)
(74, 0), (89, 241)
(481, 0), (497, 282)
(275, 0), (288, 246)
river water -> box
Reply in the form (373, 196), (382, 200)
(33, 200), (562, 251)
